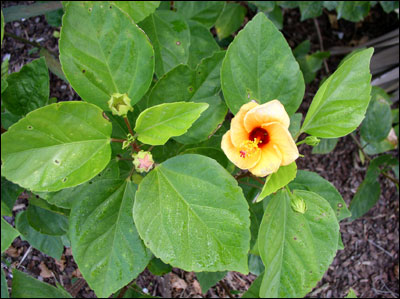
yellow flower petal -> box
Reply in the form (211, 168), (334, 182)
(231, 101), (259, 147)
(221, 130), (261, 169)
(262, 122), (299, 165)
(249, 143), (282, 177)
(243, 100), (290, 132)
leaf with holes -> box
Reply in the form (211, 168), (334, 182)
(59, 2), (154, 111)
(133, 154), (250, 273)
(1, 102), (112, 192)
(69, 180), (151, 298)
(258, 189), (339, 298)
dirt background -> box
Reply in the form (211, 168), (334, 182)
(1, 2), (399, 298)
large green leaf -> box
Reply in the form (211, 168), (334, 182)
(258, 189), (339, 298)
(2, 57), (49, 116)
(221, 13), (304, 115)
(139, 10), (190, 78)
(360, 97), (392, 143)
(11, 269), (72, 298)
(59, 1), (154, 111)
(336, 1), (370, 22)
(176, 1), (225, 28)
(289, 170), (351, 221)
(148, 51), (227, 144)
(195, 271), (227, 294)
(1, 268), (8, 299)
(133, 154), (250, 273)
(69, 180), (151, 298)
(112, 1), (160, 23)
(1, 177), (23, 216)
(301, 48), (373, 138)
(215, 3), (247, 40)
(1, 102), (112, 192)
(1, 218), (20, 253)
(257, 162), (297, 202)
(134, 102), (208, 145)
(299, 1), (323, 21)
(15, 211), (64, 260)
(26, 205), (68, 236)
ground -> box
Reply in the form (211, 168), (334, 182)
(1, 2), (399, 298)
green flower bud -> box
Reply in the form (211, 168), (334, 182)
(304, 136), (320, 147)
(290, 193), (307, 214)
(132, 150), (154, 173)
(122, 134), (136, 150)
(108, 93), (133, 117)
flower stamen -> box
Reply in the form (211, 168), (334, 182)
(239, 138), (261, 158)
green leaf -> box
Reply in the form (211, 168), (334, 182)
(361, 136), (396, 155)
(312, 138), (338, 154)
(45, 6), (64, 27)
(250, 1), (276, 12)
(139, 10), (189, 78)
(180, 147), (229, 168)
(148, 52), (228, 144)
(1, 102), (112, 192)
(112, 1), (160, 23)
(2, 2), (63, 23)
(289, 170), (351, 221)
(293, 40), (311, 58)
(336, 1), (370, 22)
(133, 154), (250, 273)
(1, 268), (8, 299)
(147, 257), (172, 276)
(2, 57), (49, 116)
(215, 3), (247, 40)
(1, 177), (23, 217)
(265, 5), (283, 30)
(221, 13), (305, 115)
(242, 274), (263, 298)
(1, 110), (22, 131)
(345, 288), (358, 298)
(26, 205), (68, 236)
(323, 1), (339, 10)
(258, 189), (339, 298)
(15, 211), (64, 260)
(380, 1), (399, 13)
(11, 269), (72, 298)
(258, 162), (297, 202)
(360, 97), (392, 143)
(39, 49), (68, 82)
(1, 218), (20, 253)
(195, 271), (227, 294)
(289, 113), (302, 138)
(187, 20), (220, 69)
(297, 51), (330, 84)
(299, 1), (323, 21)
(134, 102), (208, 145)
(301, 48), (373, 138)
(277, 1), (299, 9)
(69, 181), (151, 298)
(28, 196), (69, 216)
(248, 254), (265, 276)
(59, 2), (154, 111)
(176, 1), (225, 29)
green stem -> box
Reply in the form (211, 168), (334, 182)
(124, 117), (135, 136)
(285, 185), (291, 193)
(4, 32), (58, 57)
(296, 139), (307, 146)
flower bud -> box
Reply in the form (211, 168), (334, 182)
(304, 136), (320, 147)
(132, 150), (154, 173)
(290, 193), (307, 214)
(108, 93), (133, 117)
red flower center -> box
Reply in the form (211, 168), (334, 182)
(249, 127), (269, 148)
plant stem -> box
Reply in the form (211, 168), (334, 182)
(124, 117), (135, 136)
(4, 32), (58, 57)
(251, 175), (265, 185)
(111, 138), (125, 143)
(313, 18), (330, 74)
(219, 280), (234, 298)
(350, 133), (399, 185)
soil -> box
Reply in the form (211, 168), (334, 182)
(1, 2), (399, 298)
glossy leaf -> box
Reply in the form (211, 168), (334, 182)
(1, 177), (23, 217)
(299, 1), (323, 21)
(1, 110), (20, 131)
(148, 52), (228, 144)
(258, 162), (297, 202)
(312, 138), (338, 154)
(336, 1), (370, 22)
(139, 10), (189, 78)
(11, 269), (72, 298)
(258, 189), (339, 298)
(26, 205), (68, 236)
(289, 170), (351, 221)
(1, 218), (19, 253)
(360, 97), (392, 143)
(135, 102), (208, 145)
(70, 180), (150, 298)
(15, 211), (64, 260)
(2, 57), (49, 116)
(112, 1), (160, 23)
(176, 1), (225, 29)
(1, 268), (8, 299)
(133, 154), (250, 273)
(187, 20), (220, 69)
(195, 271), (227, 294)
(59, 1), (154, 111)
(221, 13), (304, 115)
(301, 48), (373, 137)
(1, 102), (112, 192)
(215, 3), (247, 40)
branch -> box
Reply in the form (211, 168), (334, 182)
(313, 18), (330, 74)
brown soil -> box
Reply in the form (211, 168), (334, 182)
(1, 2), (399, 298)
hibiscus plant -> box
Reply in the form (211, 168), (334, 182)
(1, 2), (398, 298)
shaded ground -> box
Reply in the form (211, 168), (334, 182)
(1, 2), (399, 298)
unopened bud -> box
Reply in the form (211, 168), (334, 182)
(304, 136), (320, 146)
(108, 93), (133, 117)
(132, 150), (154, 173)
(290, 193), (307, 214)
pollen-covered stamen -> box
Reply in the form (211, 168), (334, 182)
(240, 150), (246, 158)
(239, 138), (261, 158)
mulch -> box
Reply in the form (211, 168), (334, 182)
(1, 2), (399, 298)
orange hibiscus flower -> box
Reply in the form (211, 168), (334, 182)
(221, 100), (299, 177)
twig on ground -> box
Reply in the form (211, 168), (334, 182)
(17, 246), (32, 268)
(367, 240), (393, 258)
